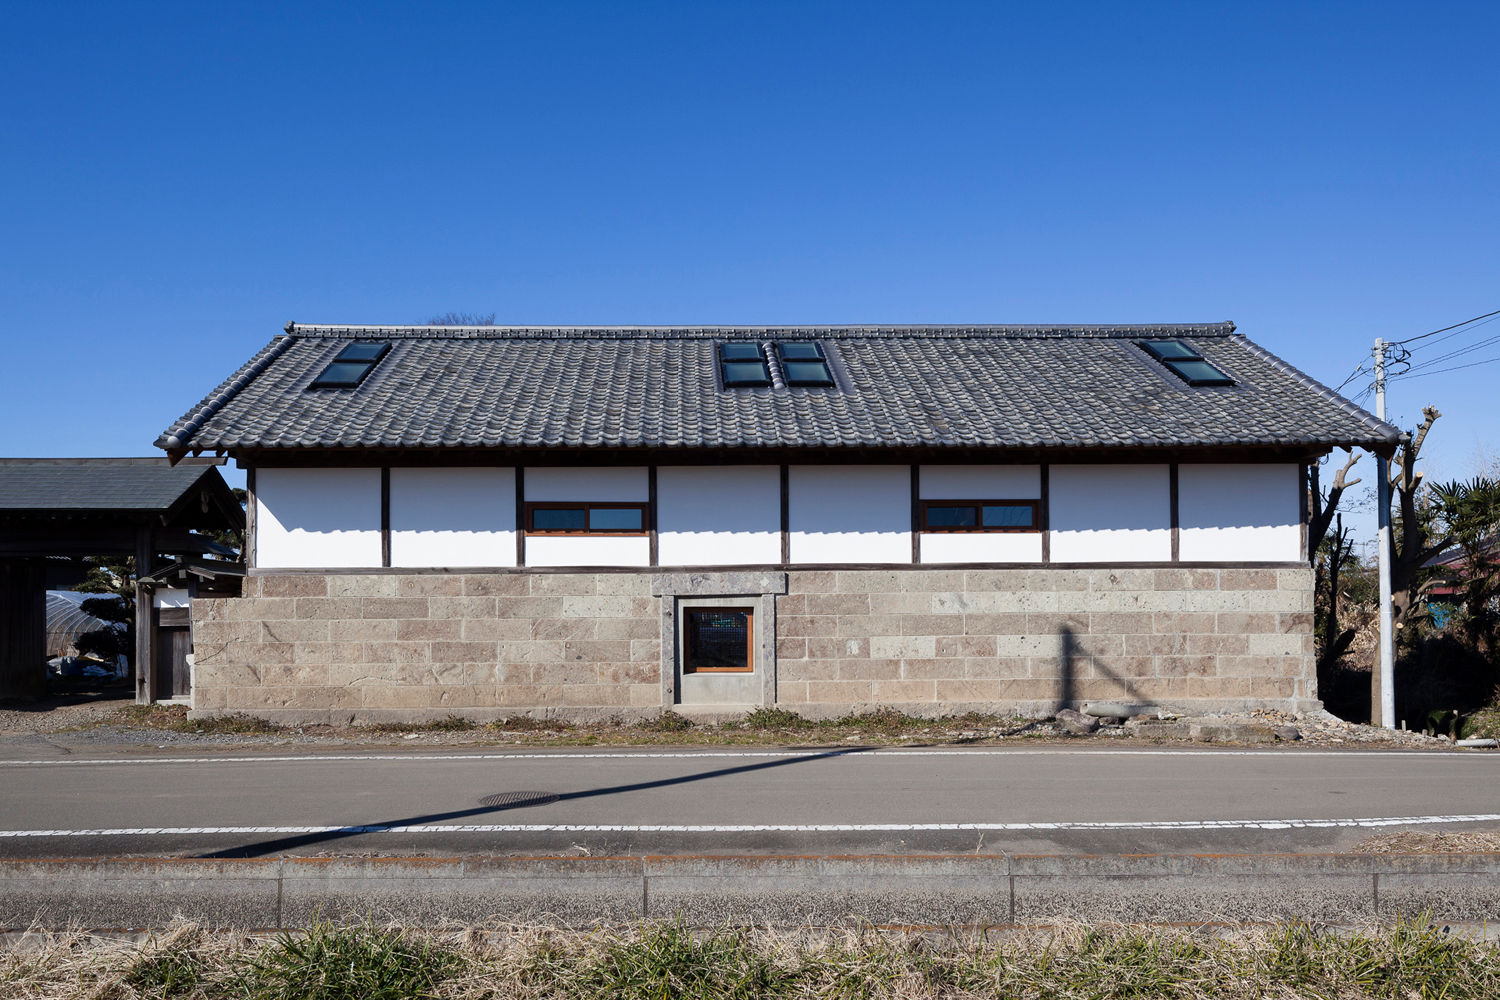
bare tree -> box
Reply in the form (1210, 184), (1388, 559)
(1307, 450), (1362, 562)
(1389, 406), (1445, 626)
(424, 312), (496, 326)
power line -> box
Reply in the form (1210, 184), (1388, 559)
(1393, 307), (1500, 346)
(1402, 330), (1500, 374)
(1390, 352), (1500, 381)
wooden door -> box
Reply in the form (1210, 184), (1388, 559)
(154, 627), (192, 699)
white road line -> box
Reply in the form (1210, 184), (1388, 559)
(0, 748), (1492, 767)
(2, 813), (1499, 838)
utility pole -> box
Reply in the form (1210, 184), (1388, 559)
(1374, 338), (1396, 729)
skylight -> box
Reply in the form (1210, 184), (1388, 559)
(1139, 340), (1234, 387)
(309, 341), (391, 389)
(775, 341), (835, 387)
(719, 342), (771, 387)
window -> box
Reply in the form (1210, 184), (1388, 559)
(1139, 340), (1235, 386)
(524, 502), (650, 535)
(774, 341), (835, 386)
(683, 607), (754, 673)
(308, 341), (391, 389)
(918, 500), (1039, 533)
(719, 342), (771, 387)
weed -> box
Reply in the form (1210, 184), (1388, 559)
(740, 707), (811, 730)
(230, 920), (462, 1000)
(123, 946), (203, 997)
(365, 714), (476, 733)
(562, 924), (792, 999)
(639, 711), (694, 732)
(113, 704), (281, 734)
(486, 715), (574, 732)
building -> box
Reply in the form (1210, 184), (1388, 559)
(0, 457), (244, 703)
(156, 323), (1398, 724)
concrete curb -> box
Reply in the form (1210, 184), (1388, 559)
(3, 853), (1499, 930)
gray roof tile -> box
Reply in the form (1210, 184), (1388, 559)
(156, 324), (1399, 454)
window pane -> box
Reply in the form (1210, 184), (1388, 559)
(588, 507), (643, 531)
(1141, 340), (1201, 361)
(926, 505), (977, 528)
(720, 342), (764, 361)
(1165, 359), (1234, 385)
(722, 361), (771, 386)
(532, 507), (586, 531)
(335, 342), (389, 363)
(777, 341), (823, 360)
(685, 609), (752, 672)
(982, 504), (1034, 528)
(783, 360), (835, 386)
(310, 362), (372, 387)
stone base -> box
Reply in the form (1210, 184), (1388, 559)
(188, 566), (1316, 724)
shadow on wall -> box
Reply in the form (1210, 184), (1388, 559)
(1056, 625), (1152, 712)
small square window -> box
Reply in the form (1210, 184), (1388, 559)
(1165, 359), (1236, 386)
(982, 504), (1035, 528)
(1141, 340), (1201, 361)
(776, 342), (824, 361)
(683, 607), (753, 673)
(720, 342), (764, 362)
(722, 361), (772, 387)
(309, 362), (374, 388)
(335, 342), (390, 363)
(925, 505), (978, 528)
(920, 500), (1039, 533)
(532, 507), (587, 531)
(782, 360), (835, 386)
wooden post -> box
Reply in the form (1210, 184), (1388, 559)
(0, 558), (46, 700)
(134, 525), (156, 705)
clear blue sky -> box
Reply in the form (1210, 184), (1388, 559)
(2, 1), (1495, 534)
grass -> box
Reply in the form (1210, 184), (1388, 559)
(1461, 704), (1500, 740)
(109, 704), (281, 735)
(7, 917), (1500, 999)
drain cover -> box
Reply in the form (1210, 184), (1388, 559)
(479, 791), (559, 809)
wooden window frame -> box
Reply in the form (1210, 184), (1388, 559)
(917, 499), (1041, 534)
(682, 605), (755, 674)
(523, 501), (651, 537)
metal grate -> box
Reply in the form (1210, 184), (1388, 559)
(479, 791), (559, 809)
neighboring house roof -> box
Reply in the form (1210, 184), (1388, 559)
(156, 323), (1399, 456)
(0, 458), (244, 533)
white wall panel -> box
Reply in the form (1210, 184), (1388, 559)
(389, 468), (516, 568)
(524, 536), (651, 567)
(789, 465), (910, 564)
(1050, 464), (1172, 563)
(919, 533), (1043, 564)
(919, 465), (1041, 499)
(1179, 463), (1301, 561)
(657, 466), (781, 566)
(525, 466), (649, 501)
(255, 468), (382, 569)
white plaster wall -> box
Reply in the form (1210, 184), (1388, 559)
(389, 468), (516, 568)
(255, 468), (382, 569)
(525, 466), (649, 501)
(918, 465), (1041, 499)
(657, 466), (781, 566)
(1050, 464), (1172, 563)
(789, 465), (910, 564)
(1179, 463), (1301, 561)
(153, 588), (191, 609)
(920, 533), (1043, 564)
(524, 536), (651, 567)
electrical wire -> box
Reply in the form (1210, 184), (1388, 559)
(1400, 330), (1500, 374)
(1392, 307), (1500, 346)
(1389, 353), (1500, 381)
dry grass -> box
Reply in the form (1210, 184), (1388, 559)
(5, 918), (1500, 999)
(105, 705), (280, 735)
(1353, 829), (1500, 854)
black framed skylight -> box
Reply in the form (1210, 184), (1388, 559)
(1139, 340), (1235, 387)
(309, 341), (391, 389)
(775, 341), (835, 387)
(719, 342), (772, 387)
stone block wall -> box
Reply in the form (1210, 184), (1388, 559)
(190, 566), (1315, 724)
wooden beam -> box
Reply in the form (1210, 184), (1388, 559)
(514, 467), (526, 567)
(909, 464), (920, 564)
(1169, 463), (1181, 563)
(647, 465), (659, 567)
(380, 467), (392, 568)
(779, 464), (790, 565)
(1040, 463), (1051, 565)
(134, 525), (156, 706)
(245, 466), (257, 571)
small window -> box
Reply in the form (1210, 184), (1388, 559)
(775, 341), (835, 386)
(309, 341), (391, 389)
(683, 607), (753, 673)
(525, 502), (650, 535)
(1138, 340), (1235, 387)
(919, 500), (1039, 533)
(719, 342), (771, 387)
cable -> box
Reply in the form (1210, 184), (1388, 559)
(1402, 330), (1500, 374)
(1335, 362), (1370, 392)
(1390, 353), (1500, 381)
(1405, 312), (1500, 353)
(1393, 307), (1500, 346)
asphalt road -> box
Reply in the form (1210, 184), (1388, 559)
(1, 745), (1496, 858)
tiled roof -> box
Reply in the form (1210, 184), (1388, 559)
(0, 458), (228, 512)
(155, 323), (1399, 454)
